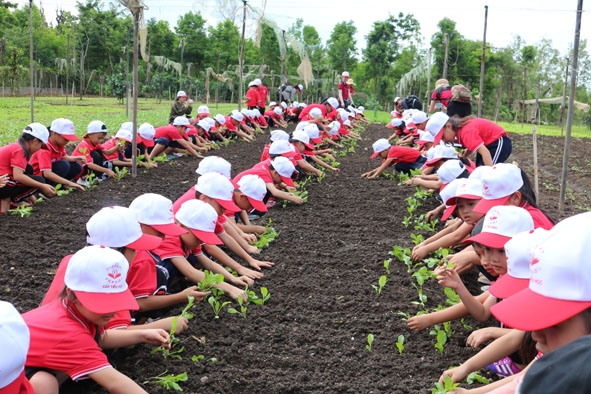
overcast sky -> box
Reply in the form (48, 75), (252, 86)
(16, 0), (590, 55)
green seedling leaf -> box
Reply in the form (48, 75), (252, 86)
(366, 333), (374, 352)
(466, 371), (491, 385)
(383, 259), (391, 275)
(144, 371), (188, 391)
(396, 335), (405, 354)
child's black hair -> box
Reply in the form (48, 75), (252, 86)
(19, 132), (39, 160)
(518, 168), (556, 224)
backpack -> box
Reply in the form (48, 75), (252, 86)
(401, 95), (422, 110)
(451, 85), (472, 103)
(435, 85), (451, 100)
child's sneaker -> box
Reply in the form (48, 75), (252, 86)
(485, 356), (521, 377)
(77, 177), (90, 187)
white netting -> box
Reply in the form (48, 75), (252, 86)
(118, 0), (149, 62)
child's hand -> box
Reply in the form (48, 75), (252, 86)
(182, 286), (209, 303)
(407, 314), (433, 331)
(466, 328), (495, 348)
(40, 183), (57, 197)
(236, 266), (264, 280)
(411, 245), (428, 262)
(439, 364), (470, 384)
(242, 232), (257, 244)
(106, 169), (117, 179)
(143, 329), (171, 348)
(233, 275), (255, 288)
(436, 268), (462, 289)
(248, 258), (274, 271)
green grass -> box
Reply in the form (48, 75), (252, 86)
(0, 97), (238, 145)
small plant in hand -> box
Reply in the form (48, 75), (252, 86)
(431, 375), (459, 394)
(396, 335), (405, 355)
(151, 295), (195, 360)
(371, 275), (387, 295)
(366, 333), (374, 352)
(144, 371), (188, 391)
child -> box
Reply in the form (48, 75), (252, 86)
(434, 115), (512, 167)
(260, 130), (290, 162)
(23, 245), (170, 394)
(234, 156), (303, 206)
(0, 301), (34, 393)
(0, 123), (56, 213)
(407, 205), (534, 331)
(72, 120), (117, 182)
(30, 118), (86, 192)
(291, 130), (336, 176)
(99, 127), (135, 169)
(225, 111), (255, 142)
(361, 138), (427, 177)
(153, 199), (250, 301)
(148, 116), (205, 160)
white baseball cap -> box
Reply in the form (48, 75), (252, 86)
(230, 110), (244, 122)
(328, 121), (340, 135)
(195, 156), (232, 179)
(195, 172), (240, 212)
(342, 71), (350, 77)
(371, 138), (391, 158)
(23, 122), (49, 144)
(439, 178), (463, 221)
(129, 193), (187, 236)
(326, 97), (339, 109)
(309, 107), (323, 120)
(465, 205), (534, 249)
(214, 114), (227, 125)
(64, 245), (139, 314)
(173, 116), (191, 126)
(115, 128), (132, 143)
(273, 106), (283, 115)
(270, 129), (290, 142)
(473, 163), (523, 214)
(304, 124), (320, 140)
(270, 156), (296, 187)
(445, 178), (483, 206)
(390, 118), (403, 127)
(175, 199), (222, 244)
(197, 119), (211, 132)
(87, 120), (108, 134)
(50, 118), (79, 141)
(177, 90), (187, 98)
(437, 159), (466, 185)
(269, 140), (297, 157)
(424, 144), (458, 166)
(138, 123), (155, 147)
(292, 129), (312, 148)
(0, 301), (29, 391)
(86, 206), (162, 250)
(237, 174), (268, 212)
(197, 105), (210, 114)
(297, 84), (303, 90)
(425, 112), (449, 136)
(412, 111), (429, 124)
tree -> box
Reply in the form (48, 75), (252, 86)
(326, 21), (357, 73)
(206, 19), (240, 77)
(175, 11), (208, 74)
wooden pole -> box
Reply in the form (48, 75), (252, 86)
(131, 6), (140, 178)
(559, 0), (583, 213)
(478, 5), (488, 118)
(237, 0), (247, 110)
(560, 57), (569, 136)
(29, 0), (34, 121)
(532, 97), (539, 200)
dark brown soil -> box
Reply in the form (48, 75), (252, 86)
(2, 124), (589, 394)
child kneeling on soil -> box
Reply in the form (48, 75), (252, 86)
(0, 123), (56, 212)
(407, 205), (534, 332)
(361, 138), (426, 178)
(23, 245), (170, 394)
(72, 120), (118, 182)
(152, 199), (251, 302)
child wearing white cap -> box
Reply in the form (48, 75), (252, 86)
(338, 71), (354, 108)
(0, 123), (56, 212)
(29, 118), (86, 192)
(72, 120), (121, 182)
(148, 116), (205, 161)
(264, 106), (288, 129)
(23, 245), (170, 394)
(169, 90), (193, 123)
(0, 301), (34, 394)
(361, 138), (427, 177)
(152, 199), (251, 301)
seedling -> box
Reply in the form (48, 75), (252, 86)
(153, 153), (168, 163)
(431, 376), (458, 394)
(430, 324), (448, 354)
(228, 296), (248, 318)
(114, 167), (129, 181)
(247, 286), (270, 305)
(9, 204), (33, 217)
(366, 333), (374, 352)
(54, 183), (72, 196)
(85, 173), (98, 190)
(371, 275), (387, 295)
(460, 318), (474, 331)
(397, 311), (411, 321)
(151, 295), (195, 359)
(255, 221), (279, 251)
(144, 371), (187, 391)
(410, 233), (424, 246)
(395, 335), (405, 354)
(466, 371), (490, 385)
(444, 288), (461, 306)
(208, 288), (230, 318)
(383, 259), (391, 275)
(197, 270), (224, 292)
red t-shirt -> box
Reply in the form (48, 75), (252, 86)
(23, 299), (110, 381)
(154, 125), (184, 142)
(72, 138), (102, 164)
(298, 104), (326, 120)
(431, 87), (452, 108)
(523, 202), (554, 230)
(30, 140), (67, 175)
(234, 161), (274, 185)
(0, 142), (28, 177)
(387, 146), (423, 164)
(245, 87), (260, 107)
(338, 81), (354, 100)
(456, 118), (508, 153)
(172, 187), (196, 213)
(100, 138), (123, 161)
(258, 85), (269, 107)
(224, 116), (238, 131)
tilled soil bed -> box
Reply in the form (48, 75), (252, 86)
(1, 123), (589, 394)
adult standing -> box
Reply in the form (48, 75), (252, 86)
(279, 84), (303, 105)
(254, 78), (269, 114)
(169, 90), (194, 124)
(338, 71), (354, 108)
